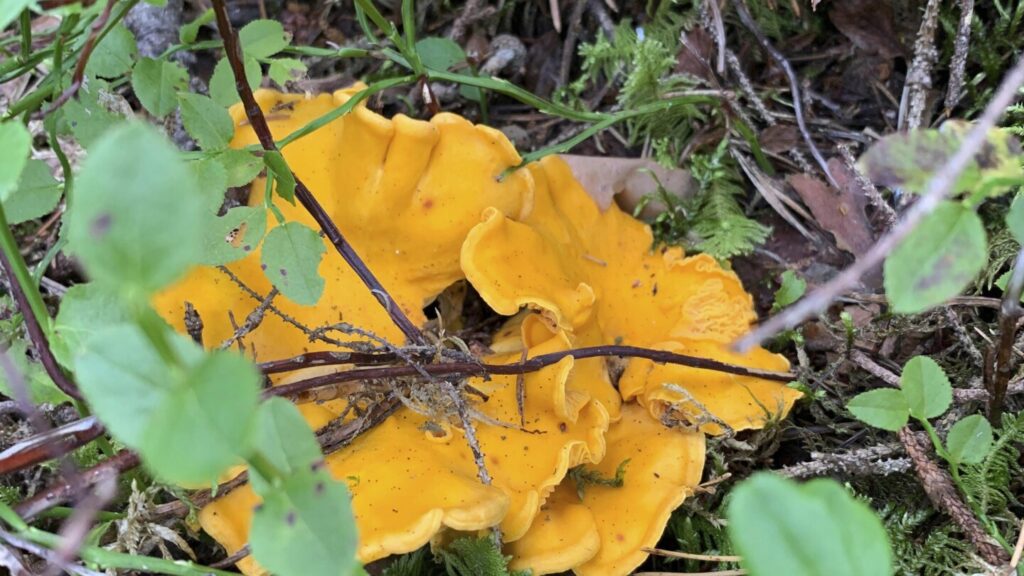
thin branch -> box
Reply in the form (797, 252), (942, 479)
(0, 417), (104, 476)
(898, 427), (1008, 564)
(944, 0), (975, 111)
(735, 53), (1024, 352)
(265, 344), (797, 400)
(730, 0), (837, 189)
(15, 450), (139, 521)
(209, 0), (423, 345)
(42, 0), (119, 115)
(901, 0), (941, 130)
(987, 247), (1024, 423)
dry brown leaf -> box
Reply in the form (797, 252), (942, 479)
(559, 154), (695, 218)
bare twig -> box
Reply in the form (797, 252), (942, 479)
(266, 344), (797, 400)
(704, 0), (725, 74)
(0, 417), (104, 477)
(46, 475), (117, 576)
(558, 0), (588, 87)
(43, 0), (119, 115)
(15, 450), (139, 521)
(987, 247), (1024, 423)
(643, 547), (740, 563)
(945, 0), (975, 111)
(735, 53), (1024, 352)
(218, 288), (278, 350)
(210, 0), (423, 345)
(778, 443), (911, 478)
(899, 427), (1008, 564)
(730, 0), (837, 188)
(0, 529), (103, 576)
(901, 0), (941, 130)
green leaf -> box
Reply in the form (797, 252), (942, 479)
(66, 123), (204, 292)
(416, 37), (466, 71)
(268, 58), (307, 86)
(209, 56), (262, 107)
(4, 160), (61, 224)
(0, 340), (72, 405)
(85, 24), (137, 78)
(261, 222), (325, 306)
(240, 19), (290, 59)
(214, 149), (264, 188)
(263, 150), (296, 203)
(946, 414), (993, 466)
(178, 93), (234, 151)
(190, 157), (229, 214)
(51, 283), (133, 367)
(883, 201), (987, 314)
(772, 270), (806, 312)
(0, 0), (33, 32)
(131, 58), (188, 118)
(899, 356), (952, 420)
(74, 323), (260, 484)
(249, 468), (359, 576)
(728, 473), (892, 576)
(0, 121), (31, 200)
(249, 398), (324, 494)
(200, 206), (268, 265)
(859, 124), (1024, 199)
(847, 389), (909, 431)
(179, 8), (214, 44)
(61, 78), (125, 148)
(1008, 194), (1024, 245)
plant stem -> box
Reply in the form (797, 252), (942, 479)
(0, 203), (81, 400)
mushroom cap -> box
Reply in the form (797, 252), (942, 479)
(154, 85), (533, 357)
(153, 88), (799, 575)
(461, 154), (798, 431)
(196, 313), (609, 569)
(508, 403), (706, 576)
(620, 339), (802, 434)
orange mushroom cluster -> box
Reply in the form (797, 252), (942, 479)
(155, 85), (801, 575)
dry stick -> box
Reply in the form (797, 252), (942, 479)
(46, 475), (117, 576)
(209, 0), (423, 346)
(0, 417), (104, 476)
(218, 288), (278, 350)
(987, 247), (1024, 423)
(735, 53), (1024, 352)
(15, 450), (139, 521)
(643, 547), (741, 563)
(850, 351), (1008, 564)
(730, 0), (837, 189)
(42, 0), (118, 115)
(704, 0), (725, 74)
(266, 344), (797, 400)
(901, 0), (941, 130)
(898, 427), (1008, 565)
(0, 244), (80, 401)
(945, 0), (975, 111)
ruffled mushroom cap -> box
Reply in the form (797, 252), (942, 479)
(154, 84), (533, 357)
(197, 313), (608, 569)
(461, 155), (798, 431)
(153, 88), (799, 576)
(620, 340), (800, 434)
(508, 403), (706, 575)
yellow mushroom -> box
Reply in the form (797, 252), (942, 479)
(155, 84), (534, 357)
(508, 403), (705, 576)
(460, 154), (801, 432)
(153, 88), (799, 575)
